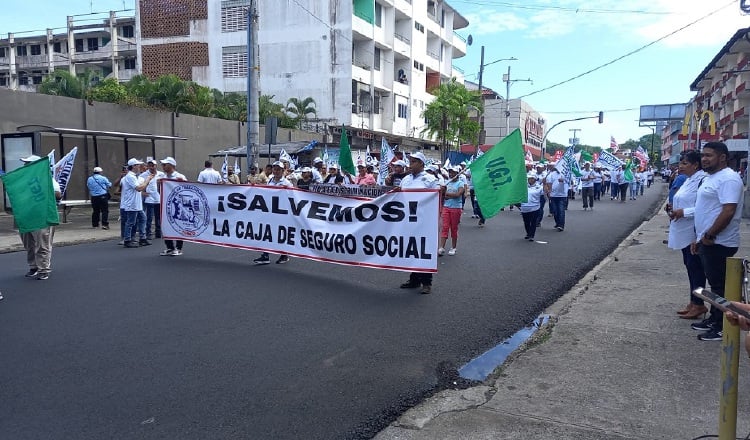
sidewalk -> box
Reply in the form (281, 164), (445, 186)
(375, 205), (750, 439)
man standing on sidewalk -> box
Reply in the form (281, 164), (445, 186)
(690, 142), (744, 341)
(121, 158), (154, 248)
(86, 166), (112, 230)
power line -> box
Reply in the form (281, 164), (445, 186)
(516, 0), (736, 100)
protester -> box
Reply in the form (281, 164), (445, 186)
(253, 161), (294, 265)
(311, 157), (325, 183)
(246, 164), (268, 185)
(579, 162), (595, 210)
(545, 163), (567, 231)
(592, 165), (603, 201)
(399, 152), (439, 294)
(197, 160), (224, 184)
(690, 142), (744, 341)
(141, 160), (163, 239)
(385, 160), (407, 187)
(226, 166), (241, 184)
(159, 157), (187, 256)
(120, 158), (153, 248)
(601, 167), (611, 198)
(533, 164), (547, 226)
(610, 165), (620, 200)
(18, 155), (62, 280)
(438, 166), (464, 256)
(86, 166), (112, 230)
(354, 164), (376, 185)
(520, 174), (543, 241)
(666, 150), (707, 319)
(296, 167), (314, 190)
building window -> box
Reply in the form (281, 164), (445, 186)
(413, 60), (424, 71)
(32, 71), (43, 84)
(222, 46), (248, 78)
(375, 2), (382, 28)
(0, 48), (5, 57)
(53, 42), (61, 53)
(16, 46), (27, 56)
(75, 39), (84, 52)
(87, 38), (99, 51)
(121, 25), (134, 38)
(221, 1), (250, 32)
(18, 74), (28, 86)
(0, 76), (7, 87)
(397, 103), (407, 119)
(414, 22), (424, 33)
(352, 80), (358, 113)
(124, 58), (136, 70)
(373, 94), (381, 115)
(30, 45), (41, 56)
(373, 48), (381, 71)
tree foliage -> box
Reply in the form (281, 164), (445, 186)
(285, 96), (317, 128)
(421, 78), (481, 154)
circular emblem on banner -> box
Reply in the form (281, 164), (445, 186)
(165, 184), (211, 237)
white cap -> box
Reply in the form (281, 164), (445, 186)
(409, 152), (427, 164)
(393, 159), (407, 167)
(272, 161), (284, 167)
(127, 158), (144, 166)
(313, 157), (323, 164)
(301, 167), (313, 173)
(93, 166), (103, 173)
(160, 156), (177, 166)
(20, 154), (42, 162)
(328, 163), (339, 169)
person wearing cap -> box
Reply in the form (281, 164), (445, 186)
(544, 162), (567, 232)
(120, 158), (154, 248)
(519, 174), (544, 241)
(399, 151), (439, 294)
(86, 166), (112, 230)
(323, 163), (353, 185)
(579, 162), (595, 211)
(354, 164), (376, 186)
(311, 157), (325, 183)
(601, 166), (611, 199)
(385, 159), (407, 186)
(533, 163), (547, 227)
(226, 165), (241, 184)
(592, 164), (603, 201)
(438, 166), (464, 256)
(253, 161), (294, 265)
(611, 165), (623, 201)
(158, 157), (188, 256)
(246, 164), (268, 185)
(141, 159), (165, 239)
(18, 155), (62, 280)
(296, 167), (315, 190)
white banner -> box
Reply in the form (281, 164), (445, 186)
(52, 146), (77, 196)
(160, 181), (440, 272)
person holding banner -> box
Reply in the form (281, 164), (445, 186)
(159, 157), (187, 256)
(246, 165), (267, 185)
(253, 161), (294, 265)
(141, 160), (164, 239)
(354, 164), (376, 186)
(399, 152), (439, 294)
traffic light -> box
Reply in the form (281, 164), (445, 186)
(598, 111), (604, 124)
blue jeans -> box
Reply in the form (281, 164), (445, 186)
(144, 202), (161, 238)
(593, 182), (601, 200)
(123, 210), (146, 242)
(549, 197), (566, 228)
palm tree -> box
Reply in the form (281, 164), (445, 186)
(285, 96), (317, 129)
(421, 79), (482, 160)
(259, 94), (285, 123)
(38, 70), (83, 98)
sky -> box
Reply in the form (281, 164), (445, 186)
(0, 1), (748, 149)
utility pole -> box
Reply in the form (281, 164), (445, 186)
(246, 0), (260, 174)
(569, 128), (581, 146)
(475, 45), (485, 152)
(503, 65), (532, 138)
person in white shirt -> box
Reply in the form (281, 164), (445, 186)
(519, 175), (543, 241)
(690, 142), (744, 341)
(545, 165), (568, 231)
(591, 165), (603, 201)
(398, 152), (439, 295)
(197, 160), (224, 184)
(159, 157), (188, 256)
(579, 162), (595, 210)
(121, 158), (155, 248)
(666, 150), (707, 319)
(141, 159), (165, 239)
(253, 161), (295, 265)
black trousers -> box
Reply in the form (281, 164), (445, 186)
(699, 243), (738, 330)
(91, 195), (109, 227)
(408, 272), (433, 286)
(522, 211), (538, 238)
(165, 239), (184, 251)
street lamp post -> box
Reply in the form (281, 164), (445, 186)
(502, 66), (532, 138)
(475, 50), (516, 152)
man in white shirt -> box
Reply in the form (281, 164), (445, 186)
(141, 159), (165, 239)
(579, 162), (595, 211)
(398, 152), (439, 294)
(159, 157), (188, 256)
(121, 158), (155, 248)
(545, 164), (567, 231)
(690, 142), (744, 341)
(197, 160), (224, 184)
(253, 161), (295, 265)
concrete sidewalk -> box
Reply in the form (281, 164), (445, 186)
(375, 206), (750, 439)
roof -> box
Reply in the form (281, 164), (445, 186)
(690, 27), (750, 91)
(16, 125), (187, 141)
(211, 140), (318, 157)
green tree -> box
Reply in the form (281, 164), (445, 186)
(88, 78), (128, 104)
(285, 96), (317, 129)
(38, 70), (83, 98)
(259, 94), (284, 122)
(421, 78), (482, 158)
(212, 90), (247, 121)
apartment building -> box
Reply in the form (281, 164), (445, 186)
(136, 0), (469, 145)
(0, 12), (137, 92)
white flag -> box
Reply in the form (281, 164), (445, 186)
(279, 148), (292, 163)
(52, 146), (78, 196)
(234, 157), (240, 177)
(47, 150), (56, 174)
(378, 138), (394, 186)
(221, 154), (228, 179)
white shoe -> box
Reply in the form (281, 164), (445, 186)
(448, 248), (457, 256)
(160, 249), (174, 256)
(172, 249), (183, 256)
(438, 248), (445, 256)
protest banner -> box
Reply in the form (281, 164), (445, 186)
(160, 180), (440, 272)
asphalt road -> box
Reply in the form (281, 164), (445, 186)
(0, 183), (666, 439)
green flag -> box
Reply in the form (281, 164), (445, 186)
(0, 157), (59, 233)
(338, 126), (356, 176)
(468, 129), (527, 219)
(623, 159), (634, 181)
(580, 150), (593, 162)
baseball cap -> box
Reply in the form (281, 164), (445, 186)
(301, 167), (312, 173)
(272, 161), (284, 167)
(160, 156), (177, 166)
(147, 159), (158, 165)
(127, 158), (144, 166)
(409, 152), (427, 164)
(93, 166), (103, 173)
(20, 154), (42, 162)
(393, 160), (407, 167)
(313, 157), (323, 164)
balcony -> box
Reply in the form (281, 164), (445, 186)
(735, 107), (747, 120)
(16, 55), (49, 68)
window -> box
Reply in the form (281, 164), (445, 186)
(16, 46), (27, 56)
(18, 74), (28, 86)
(32, 71), (43, 84)
(87, 38), (98, 51)
(53, 42), (61, 53)
(124, 58), (136, 70)
(413, 60), (424, 71)
(397, 103), (408, 119)
(374, 2), (382, 28)
(121, 25), (134, 38)
(0, 48), (5, 57)
(221, 1), (250, 32)
(373, 48), (380, 71)
(75, 39), (83, 52)
(352, 80), (358, 113)
(221, 46), (248, 78)
(414, 22), (424, 33)
(30, 45), (41, 56)
(373, 95), (381, 115)
(0, 76), (7, 87)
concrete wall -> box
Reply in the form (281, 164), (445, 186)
(0, 87), (321, 208)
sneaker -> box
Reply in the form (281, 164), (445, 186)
(253, 254), (271, 265)
(524, 236), (530, 240)
(400, 281), (420, 289)
(172, 249), (183, 256)
(37, 273), (49, 280)
(691, 318), (714, 332)
(438, 247), (445, 256)
(160, 249), (174, 256)
(25, 269), (39, 278)
(697, 329), (723, 341)
(102, 225), (109, 230)
(583, 207), (587, 211)
(478, 220), (485, 227)
(276, 255), (289, 264)
(556, 226), (564, 232)
(528, 237), (535, 241)
(0, 292), (3, 300)
(420, 285), (432, 294)
(124, 241), (139, 248)
(139, 239), (152, 246)
(117, 240), (124, 246)
(448, 248), (457, 256)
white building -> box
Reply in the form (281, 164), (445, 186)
(136, 0), (468, 142)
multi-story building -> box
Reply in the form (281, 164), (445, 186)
(136, 0), (469, 146)
(0, 12), (137, 92)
